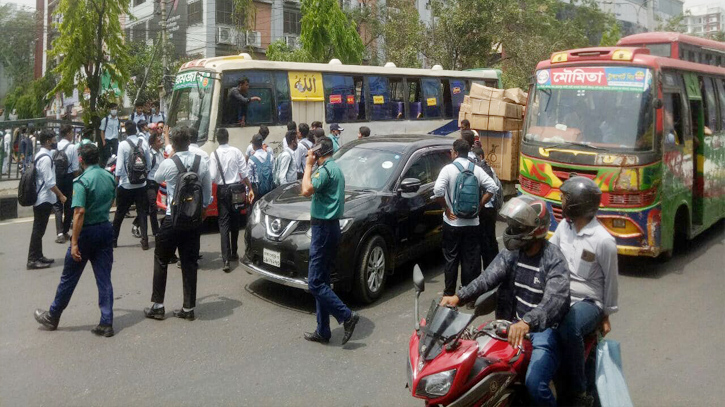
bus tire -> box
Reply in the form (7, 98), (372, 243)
(660, 206), (689, 262)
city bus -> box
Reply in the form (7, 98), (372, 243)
(166, 55), (501, 151)
(519, 45), (725, 258)
(617, 32), (725, 67)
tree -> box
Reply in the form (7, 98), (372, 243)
(49, 0), (130, 132)
(655, 13), (688, 33)
(379, 0), (425, 68)
(2, 75), (56, 119)
(126, 41), (178, 106)
(0, 4), (36, 89)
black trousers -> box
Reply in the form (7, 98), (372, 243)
(113, 186), (147, 243)
(28, 202), (53, 262)
(152, 216), (200, 309)
(442, 223), (481, 296)
(53, 173), (74, 235)
(132, 181), (159, 236)
(479, 207), (500, 270)
(217, 184), (242, 262)
(101, 138), (119, 166)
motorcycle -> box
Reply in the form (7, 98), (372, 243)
(406, 265), (597, 407)
(105, 154), (117, 174)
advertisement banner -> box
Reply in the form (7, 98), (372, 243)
(289, 71), (324, 101)
(329, 95), (342, 104)
(536, 67), (651, 91)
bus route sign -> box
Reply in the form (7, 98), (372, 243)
(174, 71), (212, 91)
(536, 66), (651, 91)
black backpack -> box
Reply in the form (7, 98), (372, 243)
(53, 144), (70, 177)
(170, 155), (204, 231)
(18, 154), (51, 207)
(125, 139), (148, 184)
(477, 159), (504, 212)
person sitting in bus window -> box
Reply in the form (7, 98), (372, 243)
(227, 77), (261, 127)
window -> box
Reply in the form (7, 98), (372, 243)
(323, 74), (365, 123)
(407, 78), (423, 119)
(130, 23), (146, 43)
(716, 79), (725, 130)
(221, 71), (274, 125)
(369, 76), (404, 121)
(284, 9), (301, 35)
(701, 77), (719, 131)
(444, 79), (466, 119)
(645, 43), (672, 58)
(133, 0), (146, 6)
(663, 93), (684, 146)
(403, 156), (430, 184)
(217, 0), (235, 25)
(402, 151), (452, 185)
(422, 78), (442, 119)
(188, 1), (203, 25)
(275, 71), (292, 124)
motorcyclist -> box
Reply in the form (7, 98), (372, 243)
(440, 195), (570, 407)
(550, 176), (618, 407)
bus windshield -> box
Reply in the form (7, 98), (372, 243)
(524, 66), (655, 151)
(168, 71), (214, 139)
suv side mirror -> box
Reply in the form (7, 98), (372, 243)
(400, 178), (422, 193)
(413, 264), (425, 293)
(473, 290), (497, 317)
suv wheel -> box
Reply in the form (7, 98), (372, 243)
(353, 235), (387, 303)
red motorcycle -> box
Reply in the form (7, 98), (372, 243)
(407, 265), (596, 407)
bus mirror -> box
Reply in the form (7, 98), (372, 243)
(654, 98), (663, 110)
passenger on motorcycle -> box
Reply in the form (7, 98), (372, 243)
(440, 195), (570, 407)
(550, 176), (619, 407)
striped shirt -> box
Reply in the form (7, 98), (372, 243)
(514, 252), (545, 320)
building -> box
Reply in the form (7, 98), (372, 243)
(34, 0), (60, 80)
(685, 4), (725, 36)
(560, 0), (683, 35)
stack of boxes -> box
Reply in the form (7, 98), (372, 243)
(459, 84), (528, 181)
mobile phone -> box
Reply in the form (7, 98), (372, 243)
(309, 144), (323, 158)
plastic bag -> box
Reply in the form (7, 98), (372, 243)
(595, 339), (634, 407)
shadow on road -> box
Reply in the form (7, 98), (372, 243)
(195, 294), (243, 321)
(619, 220), (724, 279)
(244, 279), (316, 314)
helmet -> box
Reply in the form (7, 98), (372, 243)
(500, 195), (551, 251)
(560, 176), (602, 221)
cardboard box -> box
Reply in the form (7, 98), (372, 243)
(503, 88), (528, 105)
(479, 130), (522, 181)
(469, 99), (523, 119)
(469, 83), (504, 100)
(466, 113), (522, 132)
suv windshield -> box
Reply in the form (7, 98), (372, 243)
(524, 66), (655, 151)
(335, 146), (403, 190)
(168, 71), (214, 140)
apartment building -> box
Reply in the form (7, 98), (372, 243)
(685, 4), (725, 36)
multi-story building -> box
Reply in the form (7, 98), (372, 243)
(586, 0), (684, 35)
(685, 4), (725, 36)
(34, 0), (61, 79)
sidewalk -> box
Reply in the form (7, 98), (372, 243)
(0, 178), (32, 220)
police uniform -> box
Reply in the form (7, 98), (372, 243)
(307, 158), (352, 340)
(47, 164), (117, 327)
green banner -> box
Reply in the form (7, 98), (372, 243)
(173, 71), (212, 91)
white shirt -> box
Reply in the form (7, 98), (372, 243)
(99, 116), (121, 140)
(148, 148), (165, 180)
(154, 151), (213, 216)
(53, 138), (80, 174)
(273, 146), (297, 186)
(549, 218), (619, 315)
(3, 132), (11, 154)
(34, 147), (57, 206)
(296, 139), (310, 174)
(247, 149), (274, 184)
(115, 135), (152, 189)
(433, 157), (498, 227)
(190, 143), (210, 167)
(210, 144), (248, 185)
(150, 113), (166, 123)
(131, 112), (147, 124)
(245, 143), (274, 161)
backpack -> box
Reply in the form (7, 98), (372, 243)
(250, 153), (275, 196)
(170, 154), (204, 231)
(476, 159), (504, 212)
(451, 161), (481, 219)
(125, 139), (148, 184)
(18, 154), (51, 207)
(53, 144), (70, 177)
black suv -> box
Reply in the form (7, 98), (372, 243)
(242, 135), (454, 303)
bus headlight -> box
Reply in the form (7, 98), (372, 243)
(415, 369), (456, 398)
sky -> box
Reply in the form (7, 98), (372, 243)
(1, 0), (36, 10)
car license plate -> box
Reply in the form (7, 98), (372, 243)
(263, 248), (281, 268)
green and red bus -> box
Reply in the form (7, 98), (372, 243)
(519, 43), (725, 258)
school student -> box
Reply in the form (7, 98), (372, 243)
(132, 132), (165, 238)
(274, 131), (298, 186)
(99, 103), (121, 164)
(53, 124), (80, 244)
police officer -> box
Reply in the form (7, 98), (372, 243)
(300, 136), (359, 345)
(34, 143), (118, 337)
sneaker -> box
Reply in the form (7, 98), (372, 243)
(34, 309), (59, 330)
(91, 324), (114, 337)
(223, 261), (231, 273)
(173, 308), (195, 321)
(55, 234), (66, 244)
(131, 225), (141, 238)
(143, 306), (165, 320)
(341, 311), (360, 345)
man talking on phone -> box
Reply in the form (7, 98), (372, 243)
(300, 136), (359, 345)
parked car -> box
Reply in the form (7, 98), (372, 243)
(242, 135), (454, 303)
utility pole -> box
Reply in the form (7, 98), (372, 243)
(159, 0), (169, 111)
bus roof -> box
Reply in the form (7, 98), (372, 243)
(617, 32), (725, 52)
(536, 46), (725, 76)
(179, 55), (500, 80)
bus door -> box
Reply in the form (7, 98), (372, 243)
(683, 73), (705, 226)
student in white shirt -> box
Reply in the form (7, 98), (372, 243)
(433, 138), (498, 296)
(210, 128), (254, 272)
(274, 131), (298, 186)
(296, 123), (313, 179)
(137, 119), (150, 142)
(27, 129), (68, 269)
(149, 101), (165, 123)
(52, 124), (80, 244)
(99, 103), (121, 164)
(244, 125), (273, 160)
(247, 134), (275, 200)
(132, 132), (165, 238)
(130, 101), (147, 125)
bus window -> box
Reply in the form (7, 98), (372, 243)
(716, 79), (725, 129)
(390, 77), (405, 119)
(701, 76), (718, 132)
(664, 93), (684, 146)
(221, 70), (274, 125)
(324, 74), (358, 123)
(354, 77), (365, 120)
(369, 76), (404, 121)
(447, 80), (466, 118)
(274, 71), (292, 124)
(407, 78), (423, 119)
(422, 78), (442, 119)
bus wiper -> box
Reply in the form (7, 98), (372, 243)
(543, 141), (605, 151)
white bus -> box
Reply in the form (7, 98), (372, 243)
(166, 54), (502, 152)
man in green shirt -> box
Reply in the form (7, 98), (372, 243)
(300, 136), (359, 345)
(34, 143), (118, 337)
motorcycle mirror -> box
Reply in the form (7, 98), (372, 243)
(413, 265), (425, 293)
(473, 290), (497, 317)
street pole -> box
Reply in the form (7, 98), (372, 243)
(160, 0), (168, 111)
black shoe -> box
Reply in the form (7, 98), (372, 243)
(113, 240), (118, 248)
(34, 309), (59, 330)
(342, 311), (360, 345)
(63, 233), (71, 242)
(38, 256), (54, 264)
(304, 331), (329, 344)
(27, 261), (51, 270)
(173, 309), (195, 321)
(230, 253), (239, 261)
(143, 306), (165, 320)
(141, 239), (149, 251)
(91, 324), (114, 337)
(571, 393), (594, 407)
(223, 261), (231, 273)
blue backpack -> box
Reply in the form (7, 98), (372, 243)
(250, 153), (275, 197)
(452, 161), (481, 219)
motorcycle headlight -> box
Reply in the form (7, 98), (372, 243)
(415, 369), (456, 398)
(251, 203), (262, 225)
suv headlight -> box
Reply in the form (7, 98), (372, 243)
(415, 369), (456, 398)
(305, 218), (353, 238)
(251, 203), (262, 225)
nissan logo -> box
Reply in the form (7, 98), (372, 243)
(270, 218), (282, 234)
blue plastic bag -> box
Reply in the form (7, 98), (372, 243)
(595, 339), (634, 407)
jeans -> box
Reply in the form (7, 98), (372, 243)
(132, 181), (160, 236)
(442, 223), (481, 296)
(113, 186), (147, 243)
(479, 207), (499, 269)
(308, 219), (352, 340)
(152, 216), (200, 309)
(28, 202), (53, 262)
(557, 300), (603, 395)
(49, 222), (114, 326)
(53, 173), (74, 235)
(217, 184), (242, 262)
(526, 328), (560, 407)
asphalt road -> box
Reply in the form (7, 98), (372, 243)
(0, 216), (723, 407)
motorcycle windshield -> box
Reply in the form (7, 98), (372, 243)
(419, 301), (472, 361)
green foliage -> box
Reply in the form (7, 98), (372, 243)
(266, 39), (313, 62)
(655, 13), (688, 33)
(2, 75), (56, 119)
(232, 0), (256, 30)
(380, 0), (425, 68)
(0, 4), (36, 88)
(600, 21), (622, 47)
(126, 40), (181, 106)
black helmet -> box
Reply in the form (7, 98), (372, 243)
(500, 195), (551, 251)
(560, 176), (602, 221)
